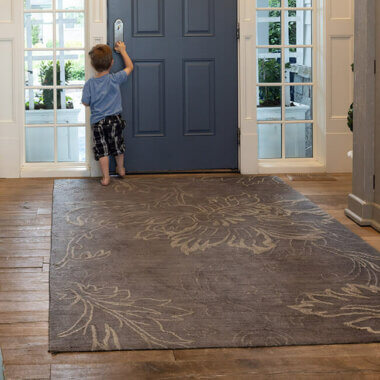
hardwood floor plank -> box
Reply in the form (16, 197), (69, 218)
(0, 291), (48, 302)
(0, 301), (48, 312)
(3, 349), (175, 365)
(0, 311), (48, 324)
(0, 273), (48, 281)
(0, 268), (43, 274)
(0, 243), (50, 251)
(4, 364), (50, 380)
(0, 230), (51, 238)
(0, 250), (51, 258)
(304, 195), (349, 210)
(0, 257), (43, 269)
(0, 237), (50, 244)
(0, 217), (51, 227)
(49, 357), (380, 379)
(0, 336), (48, 349)
(0, 322), (48, 337)
(173, 344), (380, 361)
(0, 282), (48, 292)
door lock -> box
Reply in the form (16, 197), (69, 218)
(114, 19), (124, 51)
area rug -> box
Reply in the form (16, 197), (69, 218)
(49, 176), (380, 352)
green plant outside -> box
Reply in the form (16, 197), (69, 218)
(31, 25), (40, 45)
(260, 0), (297, 107)
(25, 60), (85, 110)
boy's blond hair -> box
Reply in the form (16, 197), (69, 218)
(89, 44), (113, 72)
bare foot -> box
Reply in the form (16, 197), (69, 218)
(100, 176), (111, 186)
(116, 167), (126, 178)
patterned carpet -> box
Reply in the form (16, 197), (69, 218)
(49, 176), (380, 352)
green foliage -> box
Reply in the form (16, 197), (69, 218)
(269, 0), (281, 6)
(31, 25), (40, 45)
(70, 60), (85, 81)
(26, 61), (75, 110)
(268, 15), (297, 46)
(259, 59), (281, 83)
(268, 11), (281, 45)
(258, 58), (281, 107)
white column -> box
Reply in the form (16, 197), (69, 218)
(88, 0), (108, 176)
(239, 0), (258, 174)
(345, 0), (379, 231)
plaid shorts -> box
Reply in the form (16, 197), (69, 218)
(92, 114), (126, 161)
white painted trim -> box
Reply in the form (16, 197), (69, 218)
(21, 164), (91, 178)
(345, 196), (380, 232)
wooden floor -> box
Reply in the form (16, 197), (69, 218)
(0, 174), (379, 380)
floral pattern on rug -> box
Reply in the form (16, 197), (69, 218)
(57, 283), (194, 350)
(290, 283), (380, 335)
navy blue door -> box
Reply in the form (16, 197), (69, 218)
(108, 0), (238, 172)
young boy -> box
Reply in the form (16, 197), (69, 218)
(82, 42), (134, 186)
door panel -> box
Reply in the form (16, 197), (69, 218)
(108, 0), (238, 172)
(183, 59), (215, 136)
(132, 61), (165, 137)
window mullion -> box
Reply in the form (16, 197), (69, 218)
(53, 0), (58, 163)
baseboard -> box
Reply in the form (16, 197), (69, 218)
(345, 193), (380, 232)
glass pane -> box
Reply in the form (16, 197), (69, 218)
(25, 89), (54, 125)
(285, 85), (313, 120)
(257, 86), (282, 121)
(25, 127), (54, 162)
(24, 51), (53, 86)
(24, 13), (53, 49)
(257, 11), (281, 46)
(56, 50), (86, 85)
(57, 127), (86, 162)
(258, 124), (282, 159)
(257, 49), (281, 83)
(57, 89), (85, 124)
(24, 0), (52, 10)
(284, 0), (312, 7)
(285, 48), (312, 83)
(286, 10), (312, 45)
(285, 123), (313, 158)
(56, 13), (85, 48)
(257, 0), (281, 7)
(56, 0), (85, 10)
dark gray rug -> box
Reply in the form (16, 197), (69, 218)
(49, 176), (380, 352)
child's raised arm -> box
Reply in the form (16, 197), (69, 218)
(114, 41), (134, 76)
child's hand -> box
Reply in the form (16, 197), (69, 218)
(114, 41), (126, 53)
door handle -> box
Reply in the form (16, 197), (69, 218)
(114, 19), (124, 52)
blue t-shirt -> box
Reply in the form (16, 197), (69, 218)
(82, 70), (128, 125)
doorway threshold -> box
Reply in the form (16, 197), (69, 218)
(111, 169), (240, 176)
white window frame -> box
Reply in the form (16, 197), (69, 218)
(239, 0), (326, 174)
(21, 0), (91, 177)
